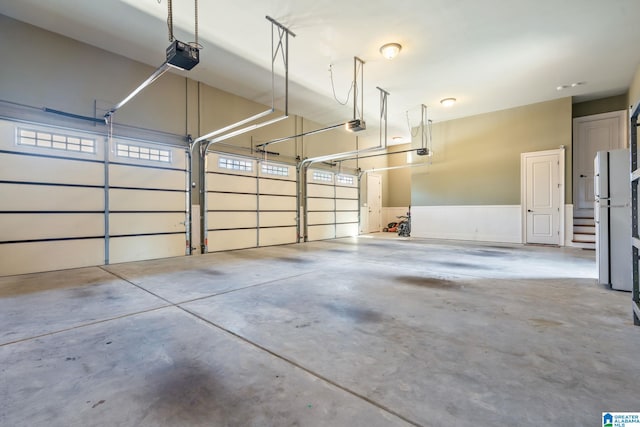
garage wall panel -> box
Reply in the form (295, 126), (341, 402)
(208, 229), (257, 252)
(259, 195), (296, 211)
(336, 199), (359, 211)
(336, 223), (359, 238)
(108, 136), (188, 264)
(207, 192), (257, 211)
(0, 119), (189, 275)
(0, 184), (104, 211)
(207, 211), (257, 229)
(109, 189), (185, 212)
(109, 212), (185, 235)
(0, 239), (105, 276)
(259, 227), (297, 246)
(307, 225), (335, 241)
(0, 213), (103, 241)
(207, 173), (256, 193)
(305, 169), (359, 241)
(259, 178), (296, 195)
(205, 154), (297, 250)
(307, 198), (334, 211)
(109, 164), (185, 190)
(109, 234), (186, 264)
(259, 211), (296, 227)
(0, 152), (104, 186)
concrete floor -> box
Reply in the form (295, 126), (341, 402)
(1, 235), (638, 426)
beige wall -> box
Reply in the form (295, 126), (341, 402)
(411, 98), (572, 206)
(628, 63), (640, 109)
(386, 144), (412, 207)
(572, 94), (628, 118)
(0, 14), (389, 205)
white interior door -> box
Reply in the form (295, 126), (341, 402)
(367, 173), (382, 233)
(523, 150), (563, 245)
(573, 111), (626, 217)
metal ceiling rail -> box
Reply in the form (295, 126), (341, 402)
(361, 162), (428, 174)
(255, 57), (366, 149)
(104, 1), (201, 122)
(193, 108), (274, 144)
(255, 122), (346, 148)
(298, 86), (390, 168)
(104, 62), (171, 122)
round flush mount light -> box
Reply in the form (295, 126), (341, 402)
(556, 81), (586, 91)
(379, 43), (402, 60)
(440, 97), (456, 107)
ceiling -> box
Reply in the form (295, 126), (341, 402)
(2, 0), (640, 143)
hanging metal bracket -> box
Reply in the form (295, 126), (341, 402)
(192, 16), (294, 150)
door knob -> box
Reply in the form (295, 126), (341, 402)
(527, 209), (533, 212)
(580, 174), (587, 178)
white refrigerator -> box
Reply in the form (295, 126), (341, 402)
(594, 149), (632, 291)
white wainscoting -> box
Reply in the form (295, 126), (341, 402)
(382, 207), (410, 228)
(411, 205), (523, 243)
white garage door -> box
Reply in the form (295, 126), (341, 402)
(205, 152), (297, 252)
(306, 169), (359, 241)
(0, 118), (189, 276)
(108, 137), (189, 264)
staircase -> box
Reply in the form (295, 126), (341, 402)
(572, 216), (596, 250)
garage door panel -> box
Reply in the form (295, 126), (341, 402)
(307, 225), (335, 241)
(307, 184), (334, 198)
(336, 199), (359, 211)
(259, 212), (296, 227)
(0, 184), (103, 211)
(207, 174), (256, 193)
(0, 213), (103, 241)
(336, 186), (358, 199)
(0, 153), (104, 186)
(336, 223), (358, 238)
(0, 239), (104, 276)
(259, 195), (296, 211)
(110, 164), (185, 191)
(109, 189), (185, 211)
(259, 227), (296, 246)
(207, 193), (257, 211)
(109, 234), (186, 264)
(110, 212), (186, 235)
(259, 179), (296, 195)
(307, 198), (334, 211)
(207, 211), (257, 229)
(336, 211), (358, 224)
(208, 229), (257, 251)
(308, 211), (335, 225)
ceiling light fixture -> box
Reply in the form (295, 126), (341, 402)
(556, 81), (586, 91)
(440, 98), (456, 107)
(379, 43), (402, 60)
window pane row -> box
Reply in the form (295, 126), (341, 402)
(18, 128), (96, 154)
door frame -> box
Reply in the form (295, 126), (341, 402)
(521, 148), (565, 245)
(572, 110), (627, 216)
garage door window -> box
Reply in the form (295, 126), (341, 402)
(336, 175), (354, 185)
(312, 171), (333, 183)
(18, 128), (95, 154)
(116, 143), (171, 163)
(262, 163), (289, 176)
(219, 157), (253, 172)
